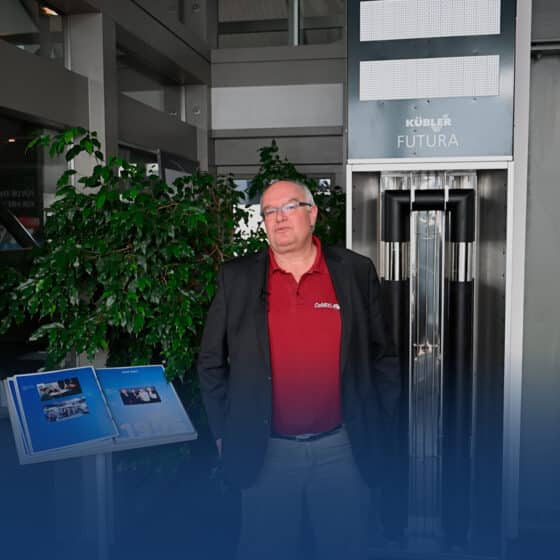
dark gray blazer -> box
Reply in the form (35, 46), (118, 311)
(197, 244), (400, 488)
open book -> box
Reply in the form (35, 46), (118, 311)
(5, 364), (197, 464)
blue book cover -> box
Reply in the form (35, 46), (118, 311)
(8, 378), (30, 455)
(96, 365), (195, 444)
(13, 366), (118, 453)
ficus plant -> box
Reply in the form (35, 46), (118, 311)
(248, 140), (345, 247)
(0, 129), (345, 406)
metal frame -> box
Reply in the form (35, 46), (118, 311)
(345, 0), (532, 550)
(502, 161), (523, 550)
(346, 159), (510, 247)
(348, 159), (511, 174)
(346, 155), (522, 557)
(499, 0), (532, 552)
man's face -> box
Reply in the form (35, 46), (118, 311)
(261, 181), (318, 255)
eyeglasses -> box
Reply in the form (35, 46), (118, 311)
(261, 201), (313, 219)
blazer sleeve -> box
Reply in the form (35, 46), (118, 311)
(367, 259), (401, 424)
(197, 265), (229, 440)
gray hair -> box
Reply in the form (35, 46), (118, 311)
(259, 179), (315, 213)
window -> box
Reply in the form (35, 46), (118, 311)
(218, 0), (345, 48)
(0, 114), (65, 250)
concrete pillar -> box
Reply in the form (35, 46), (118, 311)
(184, 0), (218, 48)
(66, 13), (118, 161)
(163, 84), (182, 118)
(65, 14), (115, 360)
(185, 84), (211, 171)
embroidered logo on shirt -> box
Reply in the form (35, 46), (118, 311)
(314, 302), (340, 310)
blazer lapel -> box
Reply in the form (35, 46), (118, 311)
(324, 247), (353, 376)
(253, 250), (272, 373)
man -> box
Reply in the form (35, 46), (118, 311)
(197, 180), (399, 559)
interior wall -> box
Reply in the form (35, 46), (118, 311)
(516, 0), (560, 543)
(210, 43), (346, 187)
(520, 51), (560, 535)
(119, 94), (198, 162)
(212, 83), (343, 130)
(532, 0), (560, 41)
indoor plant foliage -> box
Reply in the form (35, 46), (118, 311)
(0, 130), (345, 385)
(248, 140), (346, 248)
(1, 128), (253, 382)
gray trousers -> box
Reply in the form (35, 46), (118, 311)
(237, 426), (370, 560)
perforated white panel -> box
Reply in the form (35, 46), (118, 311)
(359, 55), (500, 101)
(360, 0), (501, 42)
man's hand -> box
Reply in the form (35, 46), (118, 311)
(216, 438), (222, 456)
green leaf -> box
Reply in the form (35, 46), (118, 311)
(66, 144), (83, 161)
(83, 139), (94, 154)
(96, 193), (107, 209)
(26, 134), (48, 153)
(56, 169), (78, 187)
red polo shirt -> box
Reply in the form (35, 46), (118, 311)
(268, 237), (342, 435)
